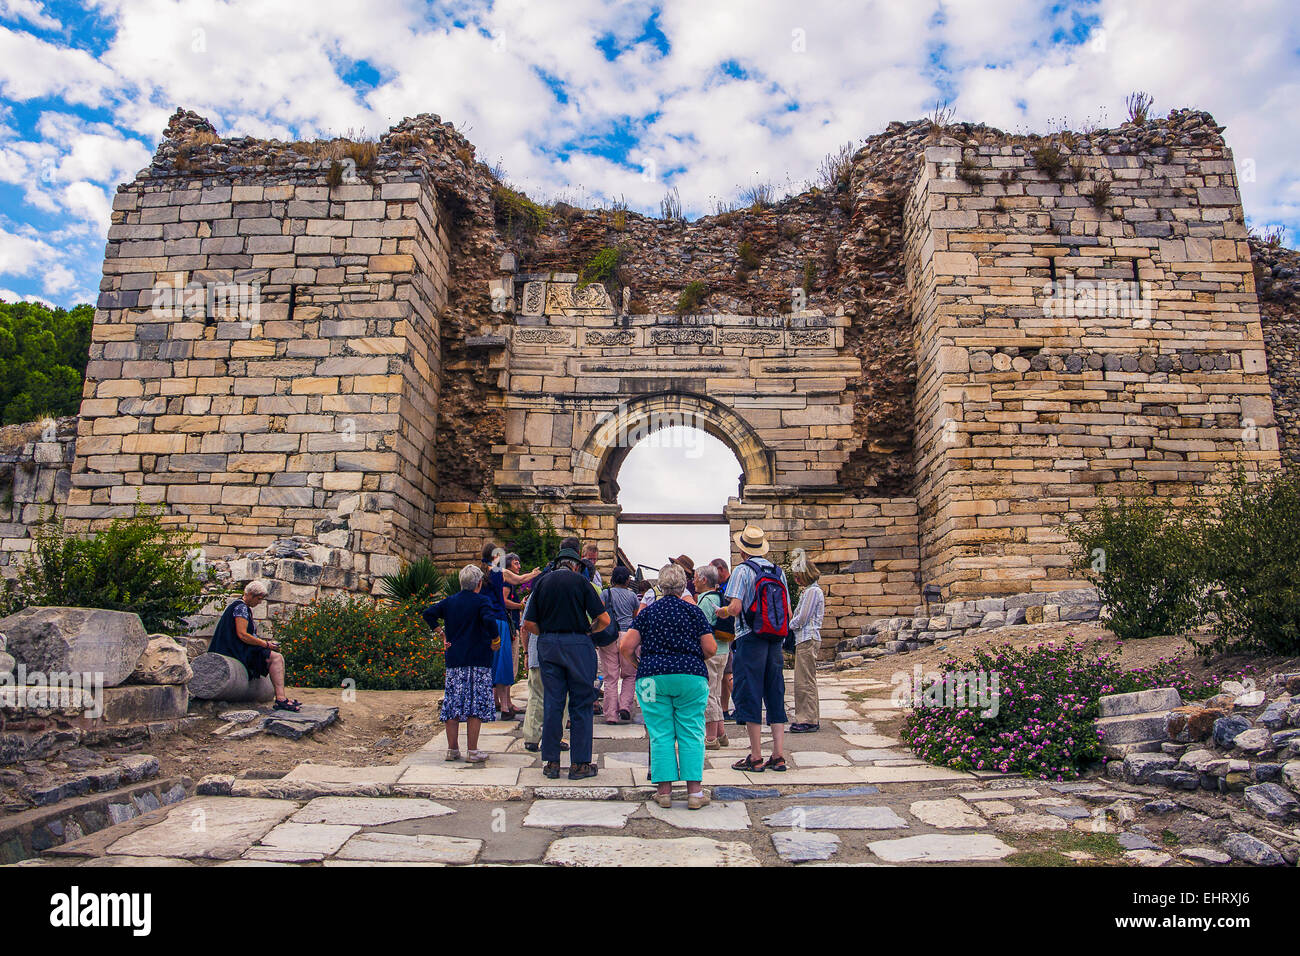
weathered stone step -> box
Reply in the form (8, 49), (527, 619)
(1099, 687), (1182, 718)
(0, 774), (190, 864)
(1096, 711), (1170, 747)
(16, 754), (160, 808)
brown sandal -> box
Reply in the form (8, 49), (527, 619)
(732, 754), (765, 772)
(764, 754), (788, 772)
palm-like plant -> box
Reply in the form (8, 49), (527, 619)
(376, 557), (453, 604)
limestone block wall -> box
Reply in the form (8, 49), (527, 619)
(0, 418), (76, 577)
(72, 168), (450, 576)
(494, 290), (861, 496)
(429, 494), (918, 648)
(726, 496), (920, 642)
(907, 137), (1280, 597)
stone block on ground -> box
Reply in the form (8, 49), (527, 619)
(1099, 688), (1182, 718)
(1243, 782), (1300, 822)
(0, 606), (148, 687)
(1221, 832), (1285, 866)
(130, 636), (193, 685)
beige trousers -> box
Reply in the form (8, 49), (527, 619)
(793, 640), (820, 725)
(705, 650), (729, 723)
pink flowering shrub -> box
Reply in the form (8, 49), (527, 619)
(899, 638), (1255, 780)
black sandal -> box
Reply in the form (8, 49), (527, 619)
(273, 698), (302, 712)
(764, 754), (788, 772)
(732, 754), (765, 772)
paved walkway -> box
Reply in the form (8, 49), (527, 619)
(15, 670), (1169, 867)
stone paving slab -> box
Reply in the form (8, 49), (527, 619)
(403, 751), (536, 769)
(543, 835), (760, 867)
(841, 734), (901, 748)
(289, 796), (456, 826)
(867, 834), (1015, 863)
(960, 788), (1039, 800)
(397, 765), (523, 786)
(282, 764), (405, 785)
(592, 723), (648, 739)
(105, 797), (298, 861)
(643, 800), (751, 831)
(772, 831), (841, 862)
(763, 805), (909, 830)
(518, 767), (635, 787)
(253, 822), (360, 858)
(335, 831), (482, 864)
(909, 799), (984, 829)
(856, 765), (969, 784)
(521, 800), (639, 829)
(790, 751), (850, 768)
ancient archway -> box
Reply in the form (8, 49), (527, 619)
(572, 392), (776, 502)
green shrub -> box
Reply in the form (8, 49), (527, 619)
(737, 240), (760, 271)
(484, 498), (561, 571)
(274, 595), (445, 690)
(1068, 493), (1205, 640)
(15, 506), (210, 633)
(1198, 467), (1300, 655)
(676, 281), (709, 315)
(375, 557), (454, 604)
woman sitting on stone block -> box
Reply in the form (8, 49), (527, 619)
(208, 580), (299, 711)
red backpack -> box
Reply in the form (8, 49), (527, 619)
(742, 559), (790, 641)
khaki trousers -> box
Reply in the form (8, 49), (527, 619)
(793, 640), (820, 725)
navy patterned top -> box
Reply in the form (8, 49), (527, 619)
(632, 594), (711, 680)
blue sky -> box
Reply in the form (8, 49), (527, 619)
(1, 0), (1298, 307)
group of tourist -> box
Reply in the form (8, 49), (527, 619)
(428, 522), (827, 807)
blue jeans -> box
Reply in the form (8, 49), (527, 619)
(731, 636), (787, 725)
(539, 632), (597, 764)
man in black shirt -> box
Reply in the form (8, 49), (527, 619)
(523, 545), (610, 779)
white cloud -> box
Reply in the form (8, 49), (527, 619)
(0, 0), (1297, 309)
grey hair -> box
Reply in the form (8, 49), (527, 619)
(244, 580), (268, 598)
(459, 564), (483, 591)
(695, 563), (719, 589)
(504, 552), (520, 567)
(657, 563), (687, 597)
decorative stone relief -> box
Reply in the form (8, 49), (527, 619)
(720, 329), (782, 346)
(650, 328), (713, 345)
(789, 329), (833, 347)
(513, 328), (573, 346)
(521, 281), (546, 315)
(586, 329), (635, 346)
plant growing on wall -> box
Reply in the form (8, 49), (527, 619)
(578, 246), (622, 290)
(676, 281), (709, 315)
(1030, 143), (1066, 180)
(484, 498), (562, 571)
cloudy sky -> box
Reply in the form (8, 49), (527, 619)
(0, 0), (1297, 308)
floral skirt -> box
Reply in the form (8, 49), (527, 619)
(440, 666), (495, 722)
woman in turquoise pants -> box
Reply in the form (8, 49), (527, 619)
(619, 563), (717, 810)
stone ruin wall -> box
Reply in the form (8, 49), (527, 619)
(0, 107), (1294, 644)
(908, 114), (1281, 597)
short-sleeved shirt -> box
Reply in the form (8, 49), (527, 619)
(606, 586), (640, 631)
(632, 594), (712, 679)
(524, 567), (605, 635)
(724, 557), (788, 641)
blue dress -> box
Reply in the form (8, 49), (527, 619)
(484, 567), (515, 686)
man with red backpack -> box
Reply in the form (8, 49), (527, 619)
(715, 524), (791, 772)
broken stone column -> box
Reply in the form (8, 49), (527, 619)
(0, 606), (148, 686)
(190, 653), (274, 702)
